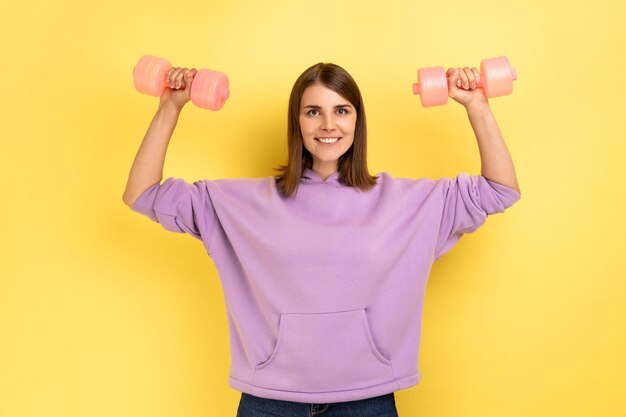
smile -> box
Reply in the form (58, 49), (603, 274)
(315, 137), (341, 144)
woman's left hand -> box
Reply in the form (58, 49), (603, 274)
(446, 67), (488, 108)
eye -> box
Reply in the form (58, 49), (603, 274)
(336, 108), (350, 116)
(306, 109), (320, 117)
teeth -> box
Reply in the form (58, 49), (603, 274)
(317, 137), (339, 143)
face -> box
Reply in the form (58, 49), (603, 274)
(299, 83), (356, 174)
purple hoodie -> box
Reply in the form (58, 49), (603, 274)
(130, 168), (521, 403)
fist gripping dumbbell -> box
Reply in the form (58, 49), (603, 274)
(133, 55), (230, 111)
(412, 56), (517, 107)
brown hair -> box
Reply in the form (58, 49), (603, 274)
(273, 62), (378, 198)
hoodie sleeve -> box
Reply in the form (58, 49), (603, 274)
(129, 177), (217, 247)
(434, 173), (521, 261)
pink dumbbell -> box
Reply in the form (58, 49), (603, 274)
(412, 56), (517, 107)
(133, 55), (230, 111)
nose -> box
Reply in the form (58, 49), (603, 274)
(321, 114), (336, 131)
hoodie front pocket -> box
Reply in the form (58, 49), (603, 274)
(252, 309), (394, 393)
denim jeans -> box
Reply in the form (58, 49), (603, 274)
(236, 392), (399, 417)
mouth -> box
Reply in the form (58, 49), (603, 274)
(315, 137), (342, 144)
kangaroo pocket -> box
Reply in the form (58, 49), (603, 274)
(252, 309), (395, 393)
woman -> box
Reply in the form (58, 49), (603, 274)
(123, 62), (521, 417)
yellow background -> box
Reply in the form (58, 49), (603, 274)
(1, 0), (624, 416)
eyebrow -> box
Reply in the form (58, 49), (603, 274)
(302, 104), (353, 109)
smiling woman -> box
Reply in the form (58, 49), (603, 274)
(124, 58), (521, 417)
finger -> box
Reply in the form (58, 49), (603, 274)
(463, 67), (478, 90)
(463, 67), (476, 88)
(167, 67), (178, 88)
(175, 68), (189, 89)
(446, 67), (460, 88)
(471, 67), (480, 85)
(183, 68), (197, 88)
(169, 67), (184, 88)
(167, 67), (177, 88)
(458, 67), (469, 89)
(180, 68), (196, 89)
(166, 67), (176, 87)
(181, 70), (191, 89)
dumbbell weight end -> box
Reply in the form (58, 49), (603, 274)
(476, 56), (517, 97)
(134, 55), (172, 97)
(190, 68), (230, 111)
(412, 66), (449, 107)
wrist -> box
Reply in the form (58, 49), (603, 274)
(158, 100), (183, 117)
(464, 99), (490, 115)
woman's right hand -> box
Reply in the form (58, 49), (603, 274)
(159, 67), (198, 111)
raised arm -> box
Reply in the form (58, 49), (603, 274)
(122, 68), (197, 207)
(446, 67), (521, 195)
